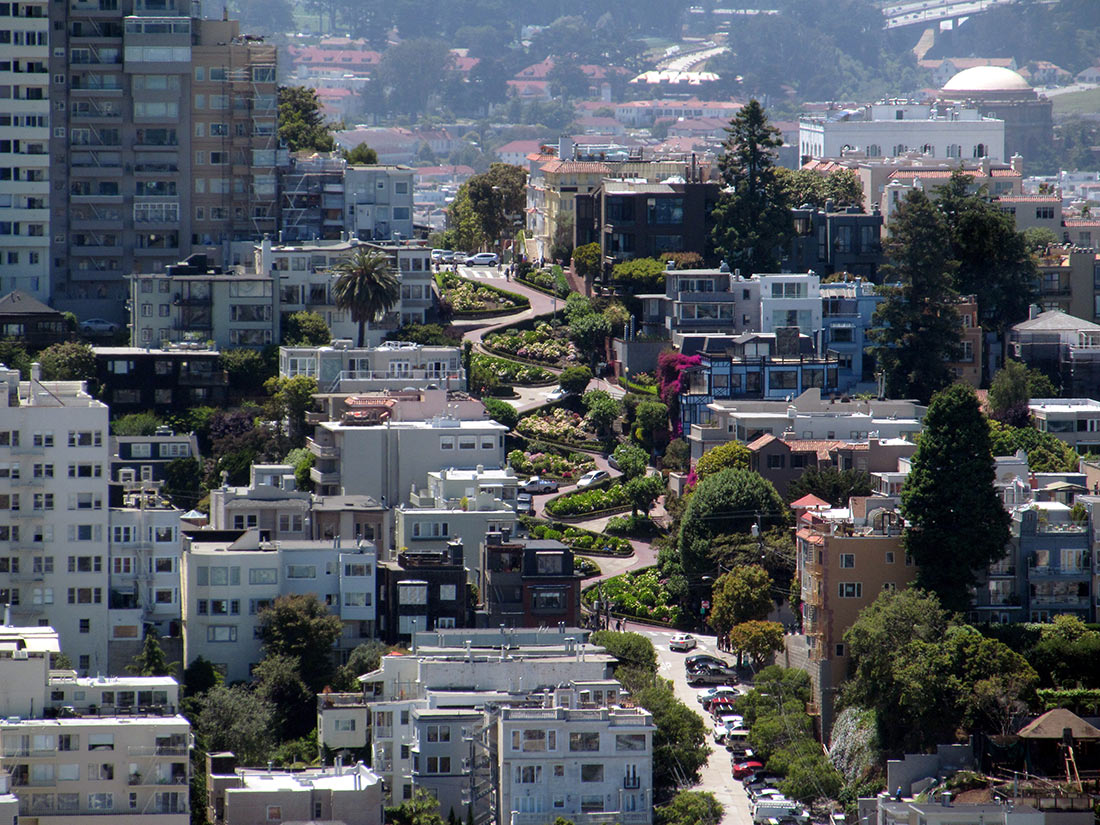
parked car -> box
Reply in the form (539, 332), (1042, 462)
(733, 760), (765, 779)
(685, 653), (729, 671)
(515, 492), (534, 515)
(576, 470), (610, 489)
(431, 249), (447, 262)
(703, 695), (740, 714)
(688, 664), (739, 686)
(669, 633), (697, 651)
(440, 250), (455, 263)
(523, 476), (559, 494)
(545, 386), (572, 402)
(453, 252), (468, 264)
(468, 252), (500, 266)
(80, 318), (119, 334)
(697, 686), (738, 705)
(607, 453), (620, 471)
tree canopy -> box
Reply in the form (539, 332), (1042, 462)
(282, 311), (331, 346)
(344, 142), (378, 164)
(785, 466), (872, 506)
(708, 565), (773, 637)
(257, 594), (343, 692)
(38, 341), (95, 381)
(694, 441), (750, 479)
(277, 86), (335, 153)
(711, 100), (791, 275)
(902, 383), (1010, 610)
(867, 190), (961, 403)
(332, 250), (400, 347)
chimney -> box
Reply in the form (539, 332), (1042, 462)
(260, 234), (273, 274)
(1028, 304), (1041, 320)
(1011, 153), (1023, 175)
(30, 362), (41, 382)
(558, 136), (574, 161)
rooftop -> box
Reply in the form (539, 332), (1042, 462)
(229, 763), (380, 793)
(941, 65), (1032, 93)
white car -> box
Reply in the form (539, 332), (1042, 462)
(545, 386), (571, 402)
(669, 633), (697, 651)
(576, 470), (610, 489)
(452, 252), (468, 264)
(80, 317), (119, 334)
(468, 252), (499, 266)
(523, 476), (559, 494)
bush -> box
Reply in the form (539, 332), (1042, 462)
(585, 567), (682, 624)
(470, 353), (555, 385)
(508, 448), (595, 480)
(486, 321), (580, 365)
(524, 517), (633, 555)
(438, 271), (528, 313)
(482, 398), (518, 430)
(559, 365), (594, 395)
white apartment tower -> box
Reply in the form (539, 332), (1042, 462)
(0, 367), (111, 673)
(0, 0), (51, 299)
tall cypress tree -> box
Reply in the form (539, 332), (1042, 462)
(868, 189), (961, 403)
(901, 383), (1010, 611)
(710, 99), (791, 275)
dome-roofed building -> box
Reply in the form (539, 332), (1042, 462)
(938, 66), (1052, 162)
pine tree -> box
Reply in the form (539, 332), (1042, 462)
(711, 100), (791, 275)
(868, 189), (961, 403)
(127, 628), (177, 677)
(901, 383), (1010, 610)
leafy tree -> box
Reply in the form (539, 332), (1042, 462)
(987, 420), (1080, 472)
(581, 390), (621, 441)
(785, 466), (871, 505)
(612, 443), (648, 481)
(277, 86), (335, 153)
(264, 375), (318, 444)
(558, 365), (593, 395)
(778, 750), (844, 803)
(660, 252), (705, 270)
(161, 457), (205, 510)
(257, 594), (343, 691)
(611, 257), (666, 293)
(281, 311), (330, 346)
(332, 249), (400, 347)
(111, 412), (162, 436)
(482, 397), (518, 430)
(902, 384), (1010, 610)
(386, 787), (445, 825)
(711, 100), (791, 275)
(126, 627), (177, 676)
(254, 654), (315, 741)
(570, 313), (612, 368)
(695, 441), (750, 479)
(679, 468), (788, 576)
(936, 171), (1037, 345)
(376, 38), (454, 116)
(661, 438), (691, 472)
(656, 791), (723, 825)
(988, 359), (1057, 425)
(635, 399), (669, 445)
(385, 323), (460, 347)
(194, 685), (275, 765)
(457, 163), (528, 250)
(220, 349), (273, 395)
(727, 620), (785, 667)
(332, 640), (392, 691)
(183, 656), (222, 697)
(867, 190), (960, 403)
(551, 213), (574, 263)
(776, 167), (863, 211)
(344, 142), (378, 164)
(633, 681), (710, 796)
(38, 341), (95, 381)
(708, 565), (773, 638)
(624, 474), (664, 517)
(590, 630), (658, 689)
(0, 341), (31, 378)
(573, 242), (602, 280)
(563, 293), (596, 325)
(1023, 226), (1059, 253)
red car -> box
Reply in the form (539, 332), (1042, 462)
(732, 760), (764, 779)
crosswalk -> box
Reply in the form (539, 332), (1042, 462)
(457, 265), (508, 281)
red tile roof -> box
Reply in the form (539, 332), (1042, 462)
(791, 494), (831, 508)
(538, 159), (611, 174)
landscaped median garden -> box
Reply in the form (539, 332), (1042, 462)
(484, 320), (581, 366)
(521, 516), (633, 556)
(517, 264), (570, 298)
(544, 482), (631, 518)
(516, 407), (604, 449)
(436, 271), (528, 316)
(508, 446), (596, 481)
(471, 353), (556, 386)
(582, 567), (684, 625)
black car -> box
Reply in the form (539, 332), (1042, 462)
(687, 664), (739, 686)
(685, 653), (729, 671)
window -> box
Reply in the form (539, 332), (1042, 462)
(835, 643), (845, 657)
(207, 625), (237, 642)
(267, 807), (282, 822)
(87, 733), (113, 751)
(839, 554), (855, 568)
(439, 584), (456, 601)
(286, 565), (315, 579)
(569, 732), (599, 752)
(616, 734), (646, 751)
(514, 764), (541, 783)
(885, 551), (894, 564)
(249, 568), (277, 584)
(581, 764), (604, 782)
(334, 719), (356, 732)
(838, 582), (862, 598)
(512, 729), (554, 751)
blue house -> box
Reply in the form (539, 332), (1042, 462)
(678, 328), (841, 430)
(820, 279), (883, 394)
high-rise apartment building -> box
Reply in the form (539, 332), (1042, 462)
(0, 0), (51, 300)
(47, 0), (278, 322)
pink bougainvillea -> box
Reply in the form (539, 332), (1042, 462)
(656, 351), (702, 435)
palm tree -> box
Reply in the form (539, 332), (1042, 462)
(331, 249), (400, 347)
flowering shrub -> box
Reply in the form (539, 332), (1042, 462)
(545, 484), (630, 517)
(439, 272), (526, 312)
(516, 408), (598, 443)
(519, 268), (570, 297)
(508, 448), (595, 479)
(485, 322), (580, 365)
(522, 517), (633, 555)
(471, 354), (554, 385)
(582, 567), (683, 624)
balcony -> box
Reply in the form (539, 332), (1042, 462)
(178, 370), (228, 386)
(1028, 565), (1091, 578)
(310, 467), (340, 485)
(623, 776), (641, 789)
(307, 438), (339, 458)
